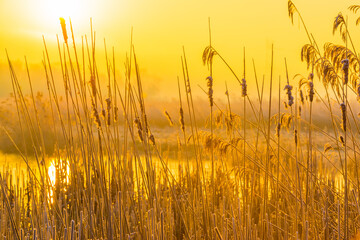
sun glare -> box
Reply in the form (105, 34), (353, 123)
(31, 0), (92, 29)
(44, 0), (83, 19)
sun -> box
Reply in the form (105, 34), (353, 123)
(33, 0), (91, 28)
(29, 0), (95, 35)
(44, 0), (83, 19)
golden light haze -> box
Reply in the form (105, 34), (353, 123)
(0, 0), (358, 98)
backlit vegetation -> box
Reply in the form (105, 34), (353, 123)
(1, 1), (360, 239)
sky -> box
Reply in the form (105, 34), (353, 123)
(0, 0), (359, 100)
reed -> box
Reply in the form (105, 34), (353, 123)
(1, 4), (360, 239)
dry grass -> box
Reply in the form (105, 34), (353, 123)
(0, 3), (360, 239)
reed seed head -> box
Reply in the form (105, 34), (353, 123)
(206, 76), (214, 107)
(134, 117), (143, 142)
(324, 143), (333, 153)
(308, 73), (314, 81)
(106, 98), (111, 110)
(275, 122), (281, 138)
(89, 75), (97, 98)
(179, 107), (185, 133)
(164, 111), (174, 126)
(340, 102), (346, 132)
(59, 18), (68, 44)
(149, 134), (155, 145)
(134, 117), (142, 131)
(137, 130), (143, 142)
(339, 135), (345, 146)
(186, 78), (191, 93)
(283, 102), (289, 109)
(307, 77), (314, 102)
(299, 89), (304, 105)
(241, 78), (247, 97)
(341, 59), (349, 85)
(91, 101), (101, 129)
(114, 106), (118, 122)
(284, 84), (294, 107)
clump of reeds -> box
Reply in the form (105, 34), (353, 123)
(3, 6), (360, 239)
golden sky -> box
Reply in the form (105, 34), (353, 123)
(0, 0), (358, 99)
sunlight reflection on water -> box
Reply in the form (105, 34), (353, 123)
(47, 158), (70, 203)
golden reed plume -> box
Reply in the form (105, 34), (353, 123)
(59, 17), (68, 44)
